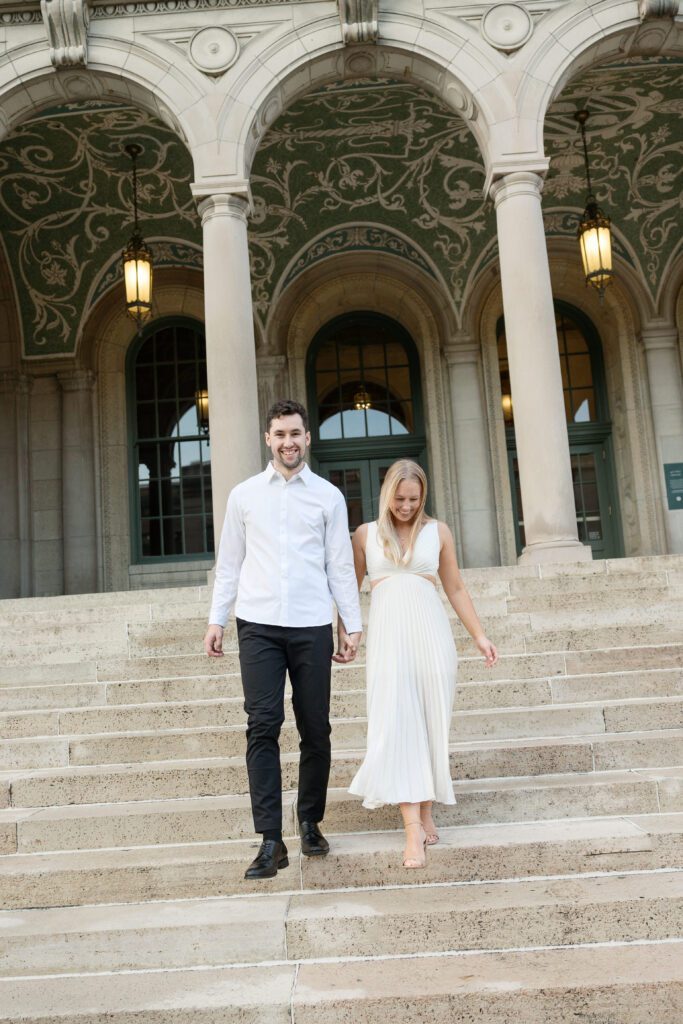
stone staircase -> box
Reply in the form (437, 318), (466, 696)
(1, 555), (682, 1022)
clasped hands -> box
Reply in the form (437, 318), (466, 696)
(333, 625), (362, 664)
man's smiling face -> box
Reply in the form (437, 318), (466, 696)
(265, 413), (310, 476)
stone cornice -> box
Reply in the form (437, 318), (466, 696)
(0, 0), (316, 22)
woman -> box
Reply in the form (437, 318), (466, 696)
(345, 460), (498, 869)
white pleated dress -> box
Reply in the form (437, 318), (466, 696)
(348, 520), (458, 809)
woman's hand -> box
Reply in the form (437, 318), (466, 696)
(475, 635), (498, 667)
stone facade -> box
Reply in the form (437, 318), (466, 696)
(0, 0), (681, 595)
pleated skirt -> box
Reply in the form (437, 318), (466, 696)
(348, 573), (458, 809)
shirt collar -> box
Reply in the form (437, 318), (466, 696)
(265, 461), (311, 485)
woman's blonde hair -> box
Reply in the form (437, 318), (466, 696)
(377, 459), (428, 565)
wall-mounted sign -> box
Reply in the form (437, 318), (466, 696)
(664, 463), (683, 511)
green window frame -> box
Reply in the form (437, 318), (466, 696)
(126, 316), (214, 563)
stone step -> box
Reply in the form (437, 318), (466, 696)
(509, 585), (683, 612)
(286, 868), (683, 960)
(0, 813), (680, 910)
(2, 940), (683, 1023)
(2, 692), (681, 755)
(3, 665), (682, 714)
(1, 869), (679, 978)
(1, 700), (679, 770)
(3, 768), (680, 854)
(508, 571), (673, 595)
(3, 718), (682, 807)
(2, 639), (675, 692)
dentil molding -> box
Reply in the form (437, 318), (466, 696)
(41, 0), (90, 67)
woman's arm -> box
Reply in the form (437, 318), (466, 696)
(437, 522), (498, 666)
(351, 523), (368, 591)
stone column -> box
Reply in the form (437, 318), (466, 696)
(642, 322), (683, 553)
(490, 171), (591, 564)
(444, 337), (498, 566)
(0, 372), (31, 597)
(58, 370), (98, 594)
(256, 354), (287, 465)
(196, 194), (261, 531)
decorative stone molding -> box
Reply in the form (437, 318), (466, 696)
(197, 193), (250, 227)
(40, 0), (90, 68)
(638, 0), (678, 20)
(188, 26), (239, 76)
(339, 0), (378, 45)
(57, 369), (97, 392)
(89, 0), (311, 15)
(0, 371), (32, 395)
(640, 322), (679, 351)
(480, 3), (533, 52)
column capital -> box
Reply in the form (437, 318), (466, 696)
(443, 334), (480, 366)
(256, 354), (287, 375)
(57, 369), (96, 393)
(640, 321), (679, 352)
(0, 371), (32, 395)
(490, 171), (544, 208)
(195, 192), (251, 226)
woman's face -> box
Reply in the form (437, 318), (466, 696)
(390, 478), (422, 523)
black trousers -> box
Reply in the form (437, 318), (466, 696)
(236, 619), (334, 834)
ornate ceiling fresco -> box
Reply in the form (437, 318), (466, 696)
(249, 78), (491, 324)
(0, 54), (680, 357)
(544, 56), (683, 306)
(0, 102), (200, 357)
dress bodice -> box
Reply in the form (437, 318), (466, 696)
(365, 520), (440, 581)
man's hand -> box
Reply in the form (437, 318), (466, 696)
(333, 630), (362, 664)
(204, 624), (224, 658)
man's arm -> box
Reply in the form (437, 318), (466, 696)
(325, 494), (363, 661)
(204, 488), (246, 657)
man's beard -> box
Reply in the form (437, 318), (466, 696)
(276, 449), (303, 469)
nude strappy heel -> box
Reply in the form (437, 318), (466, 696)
(402, 820), (427, 869)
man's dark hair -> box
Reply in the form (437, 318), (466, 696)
(266, 399), (309, 432)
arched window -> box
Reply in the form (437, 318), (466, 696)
(497, 303), (621, 558)
(127, 318), (213, 560)
(307, 312), (427, 526)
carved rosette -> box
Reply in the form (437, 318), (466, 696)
(339, 0), (378, 45)
(40, 0), (90, 67)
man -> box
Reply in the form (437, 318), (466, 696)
(204, 399), (363, 879)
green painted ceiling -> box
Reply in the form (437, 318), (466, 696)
(0, 102), (200, 357)
(0, 55), (680, 357)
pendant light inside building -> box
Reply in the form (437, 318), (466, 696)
(353, 386), (372, 411)
(573, 110), (613, 297)
(194, 389), (210, 433)
(122, 143), (153, 326)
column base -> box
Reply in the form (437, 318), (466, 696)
(518, 538), (593, 565)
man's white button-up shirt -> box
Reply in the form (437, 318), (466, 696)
(208, 462), (362, 633)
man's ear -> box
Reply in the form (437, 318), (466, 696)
(264, 431), (272, 449)
(305, 431), (311, 448)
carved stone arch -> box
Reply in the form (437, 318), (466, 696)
(517, 0), (683, 142)
(658, 256), (683, 328)
(223, 19), (511, 186)
(269, 255), (461, 548)
(0, 39), (210, 154)
(81, 269), (205, 591)
(473, 242), (666, 563)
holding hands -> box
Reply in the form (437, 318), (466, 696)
(334, 624), (362, 664)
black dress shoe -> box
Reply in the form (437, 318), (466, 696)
(244, 839), (289, 879)
(299, 821), (329, 857)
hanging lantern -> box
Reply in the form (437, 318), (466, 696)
(573, 110), (613, 297)
(194, 389), (210, 433)
(122, 143), (153, 325)
(353, 386), (372, 410)
(501, 392), (513, 421)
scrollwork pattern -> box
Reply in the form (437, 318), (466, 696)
(544, 57), (683, 300)
(249, 79), (491, 324)
(0, 103), (199, 355)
